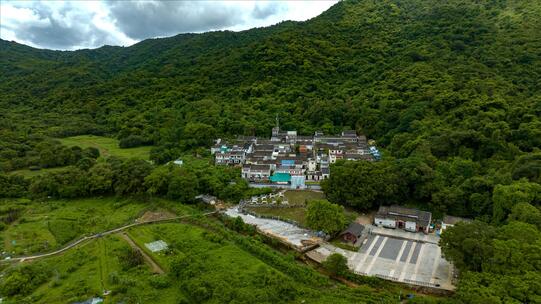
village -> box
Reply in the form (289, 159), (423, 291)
(211, 120), (381, 188)
(220, 190), (471, 292)
(205, 124), (469, 291)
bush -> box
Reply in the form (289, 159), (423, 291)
(118, 247), (145, 270)
(119, 135), (152, 148)
(0, 263), (52, 296)
(148, 275), (171, 289)
(322, 253), (348, 276)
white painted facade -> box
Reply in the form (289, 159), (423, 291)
(405, 221), (417, 232)
(374, 217), (396, 228)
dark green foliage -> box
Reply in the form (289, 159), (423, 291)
(167, 172), (198, 202)
(440, 219), (541, 303)
(305, 200), (346, 235)
(0, 174), (29, 197)
(0, 262), (52, 297)
(119, 135), (152, 149)
(113, 158), (153, 195)
(0, 0), (540, 301)
(322, 160), (400, 210)
(322, 253), (348, 276)
(118, 247), (145, 270)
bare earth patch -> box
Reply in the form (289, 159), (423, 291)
(137, 210), (176, 222)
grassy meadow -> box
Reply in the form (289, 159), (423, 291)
(0, 200), (429, 304)
(0, 197), (195, 256)
(58, 135), (152, 160)
(283, 190), (326, 206)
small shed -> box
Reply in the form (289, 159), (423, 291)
(339, 222), (364, 243)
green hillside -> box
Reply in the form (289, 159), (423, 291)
(1, 0), (541, 303)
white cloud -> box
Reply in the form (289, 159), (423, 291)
(0, 0), (338, 50)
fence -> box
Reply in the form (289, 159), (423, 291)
(242, 203), (301, 209)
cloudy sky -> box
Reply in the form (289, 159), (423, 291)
(0, 1), (338, 50)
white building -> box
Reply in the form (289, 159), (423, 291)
(374, 205), (432, 234)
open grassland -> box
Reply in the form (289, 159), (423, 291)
(0, 197), (195, 256)
(58, 135), (152, 160)
(1, 209), (433, 303)
(284, 190), (326, 205)
(246, 206), (308, 225)
(6, 234), (181, 304)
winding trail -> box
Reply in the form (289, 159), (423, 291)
(2, 211), (218, 263)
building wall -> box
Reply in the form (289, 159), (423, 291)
(405, 221), (417, 232)
(375, 217), (396, 228)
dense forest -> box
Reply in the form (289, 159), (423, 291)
(1, 0), (540, 303)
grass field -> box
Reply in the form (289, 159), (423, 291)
(248, 190), (331, 226)
(247, 192), (359, 228)
(1, 211), (432, 303)
(246, 206), (308, 225)
(17, 234), (180, 304)
(0, 197), (195, 256)
(58, 135), (152, 160)
(284, 190), (326, 205)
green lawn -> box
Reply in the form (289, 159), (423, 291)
(246, 206), (308, 226)
(0, 197), (194, 256)
(58, 135), (152, 160)
(284, 190), (326, 206)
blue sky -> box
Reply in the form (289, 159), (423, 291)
(0, 1), (338, 50)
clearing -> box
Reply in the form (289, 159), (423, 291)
(58, 135), (152, 160)
(284, 190), (326, 205)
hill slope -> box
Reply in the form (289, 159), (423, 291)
(1, 0), (539, 145)
(1, 1), (541, 303)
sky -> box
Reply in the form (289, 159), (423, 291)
(0, 1), (338, 50)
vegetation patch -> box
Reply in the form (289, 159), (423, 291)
(284, 190), (326, 206)
(0, 198), (155, 255)
(58, 135), (152, 160)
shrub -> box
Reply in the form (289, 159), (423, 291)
(322, 253), (348, 276)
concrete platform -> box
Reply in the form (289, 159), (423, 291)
(225, 207), (321, 249)
(312, 233), (455, 290)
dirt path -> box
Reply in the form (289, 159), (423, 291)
(119, 232), (164, 274)
(2, 211), (218, 264)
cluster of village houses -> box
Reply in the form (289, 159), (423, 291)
(212, 124), (381, 188)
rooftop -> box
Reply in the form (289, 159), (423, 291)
(341, 222), (364, 237)
(377, 205), (432, 227)
(270, 172), (291, 183)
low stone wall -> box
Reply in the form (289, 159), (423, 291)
(243, 203), (304, 209)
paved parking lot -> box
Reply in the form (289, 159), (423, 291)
(311, 231), (454, 290)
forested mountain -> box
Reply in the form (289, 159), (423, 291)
(1, 0), (541, 302)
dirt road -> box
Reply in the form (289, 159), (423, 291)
(119, 232), (164, 274)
